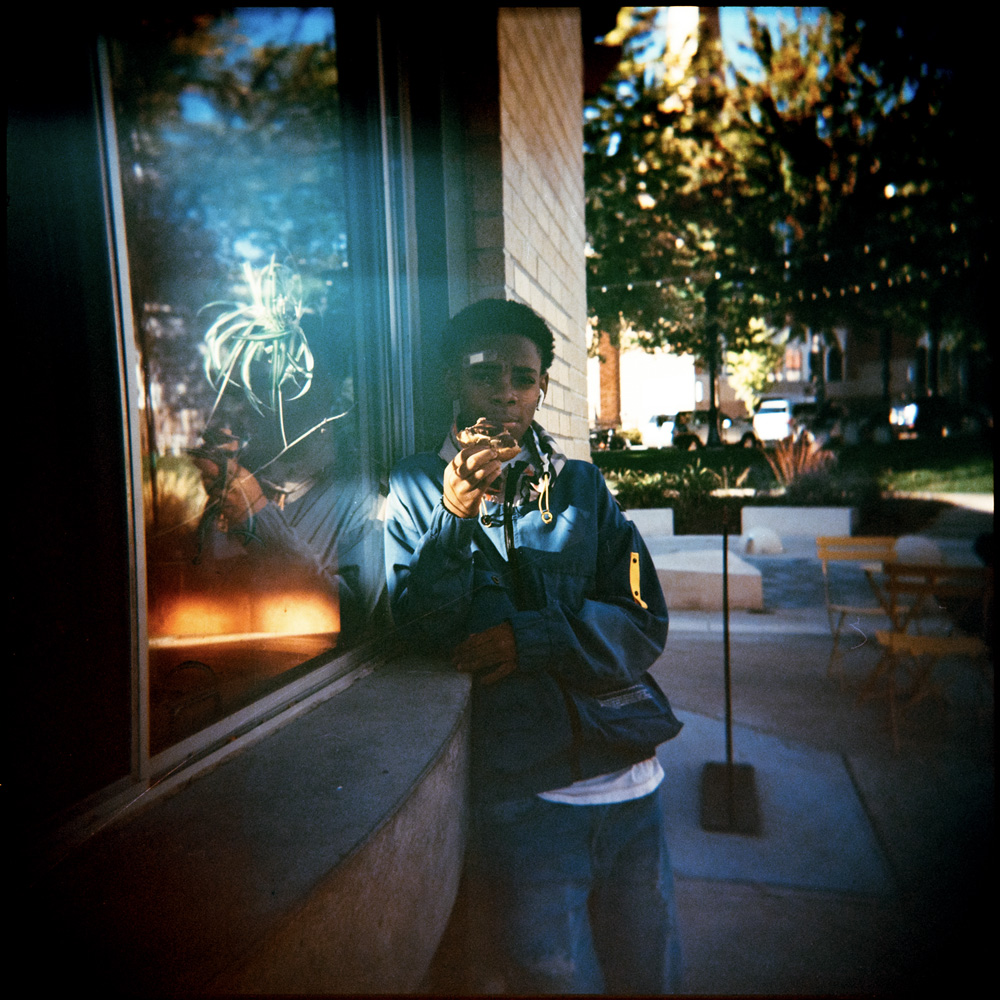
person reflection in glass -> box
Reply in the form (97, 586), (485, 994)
(188, 371), (382, 649)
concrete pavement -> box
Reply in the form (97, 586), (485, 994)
(647, 498), (993, 995)
(424, 498), (992, 995)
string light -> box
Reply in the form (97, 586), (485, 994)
(588, 225), (977, 306)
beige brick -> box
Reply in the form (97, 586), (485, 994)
(497, 6), (586, 454)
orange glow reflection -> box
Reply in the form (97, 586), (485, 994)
(148, 560), (340, 642)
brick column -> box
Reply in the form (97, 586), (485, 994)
(597, 330), (621, 428)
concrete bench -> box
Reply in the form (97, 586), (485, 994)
(741, 506), (857, 537)
(654, 549), (763, 611)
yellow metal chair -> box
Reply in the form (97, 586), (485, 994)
(879, 561), (993, 635)
(816, 536), (897, 684)
(870, 630), (991, 752)
(862, 564), (993, 751)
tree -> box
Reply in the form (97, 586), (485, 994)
(738, 8), (990, 399)
(585, 8), (789, 365)
(725, 318), (787, 414)
(585, 7), (990, 402)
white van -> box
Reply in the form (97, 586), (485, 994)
(752, 398), (794, 442)
(643, 414), (676, 449)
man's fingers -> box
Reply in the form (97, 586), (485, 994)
(478, 662), (516, 685)
(453, 623), (517, 678)
(442, 447), (504, 518)
(457, 447), (502, 484)
(455, 655), (516, 681)
(453, 641), (509, 673)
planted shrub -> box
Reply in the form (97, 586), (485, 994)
(605, 470), (676, 509)
(764, 433), (836, 488)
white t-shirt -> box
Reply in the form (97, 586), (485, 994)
(538, 756), (664, 805)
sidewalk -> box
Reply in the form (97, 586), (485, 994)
(646, 498), (993, 994)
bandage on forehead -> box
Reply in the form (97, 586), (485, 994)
(462, 349), (501, 367)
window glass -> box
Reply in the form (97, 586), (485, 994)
(109, 9), (383, 754)
(784, 346), (802, 381)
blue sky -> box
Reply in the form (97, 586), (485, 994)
(721, 7), (824, 78)
(618, 7), (823, 78)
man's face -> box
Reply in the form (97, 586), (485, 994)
(452, 334), (549, 443)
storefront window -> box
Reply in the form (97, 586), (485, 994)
(108, 9), (383, 753)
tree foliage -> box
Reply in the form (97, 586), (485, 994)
(586, 7), (765, 362)
(585, 7), (989, 368)
(108, 9), (354, 452)
(724, 318), (786, 413)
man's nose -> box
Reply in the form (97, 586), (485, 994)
(490, 372), (515, 401)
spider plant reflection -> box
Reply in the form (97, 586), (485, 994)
(201, 256), (315, 449)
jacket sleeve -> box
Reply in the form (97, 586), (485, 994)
(384, 460), (486, 650)
(509, 471), (668, 692)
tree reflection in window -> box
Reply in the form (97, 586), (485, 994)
(110, 9), (382, 753)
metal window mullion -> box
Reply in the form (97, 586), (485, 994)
(95, 37), (152, 787)
(376, 17), (417, 463)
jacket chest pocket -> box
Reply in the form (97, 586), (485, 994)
(517, 519), (596, 611)
(535, 568), (594, 611)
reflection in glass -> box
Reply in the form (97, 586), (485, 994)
(109, 9), (381, 753)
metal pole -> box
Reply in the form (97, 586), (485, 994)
(723, 507), (733, 767)
(699, 500), (761, 835)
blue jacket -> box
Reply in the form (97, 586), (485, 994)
(385, 431), (681, 800)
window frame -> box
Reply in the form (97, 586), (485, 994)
(57, 9), (424, 831)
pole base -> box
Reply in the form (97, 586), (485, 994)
(699, 762), (761, 836)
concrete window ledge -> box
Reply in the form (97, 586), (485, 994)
(36, 657), (471, 996)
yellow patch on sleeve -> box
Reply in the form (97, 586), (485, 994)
(630, 552), (648, 608)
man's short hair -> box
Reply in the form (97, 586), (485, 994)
(441, 299), (555, 373)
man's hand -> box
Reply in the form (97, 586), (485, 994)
(453, 622), (518, 685)
(191, 429), (267, 526)
(442, 443), (503, 519)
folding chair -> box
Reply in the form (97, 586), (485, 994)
(861, 564), (993, 750)
(870, 630), (991, 752)
(816, 536), (897, 685)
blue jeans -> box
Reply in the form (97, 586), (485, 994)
(466, 786), (683, 995)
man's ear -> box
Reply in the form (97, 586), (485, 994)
(444, 366), (460, 402)
(540, 372), (550, 396)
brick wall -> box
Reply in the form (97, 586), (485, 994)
(497, 8), (590, 459)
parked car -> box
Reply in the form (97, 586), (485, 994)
(589, 426), (632, 451)
(840, 403), (897, 445)
(795, 401), (846, 447)
(892, 396), (993, 441)
(752, 398), (795, 442)
(643, 414), (676, 449)
(671, 410), (758, 449)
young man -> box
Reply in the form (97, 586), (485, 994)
(384, 299), (682, 994)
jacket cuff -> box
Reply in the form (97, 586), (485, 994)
(425, 500), (479, 551)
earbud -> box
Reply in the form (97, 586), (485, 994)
(537, 391), (545, 409)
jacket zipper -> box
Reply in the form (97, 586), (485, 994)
(501, 461), (583, 780)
